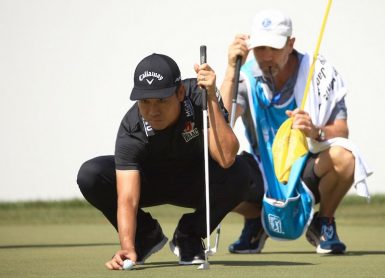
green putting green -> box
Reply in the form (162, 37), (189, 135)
(0, 196), (384, 277)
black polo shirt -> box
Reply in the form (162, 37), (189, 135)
(114, 78), (228, 176)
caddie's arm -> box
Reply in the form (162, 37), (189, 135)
(194, 63), (239, 168)
(105, 170), (140, 270)
(287, 108), (349, 140)
(312, 119), (349, 141)
(220, 34), (250, 120)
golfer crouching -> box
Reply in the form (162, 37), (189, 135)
(77, 53), (262, 269)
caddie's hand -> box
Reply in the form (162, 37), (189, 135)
(194, 63), (216, 97)
(228, 34), (250, 67)
(286, 109), (318, 139)
(105, 249), (136, 270)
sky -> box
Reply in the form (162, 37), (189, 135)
(0, 0), (384, 200)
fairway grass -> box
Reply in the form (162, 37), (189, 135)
(1, 196), (384, 277)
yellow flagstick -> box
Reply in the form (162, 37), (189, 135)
(272, 0), (333, 183)
(300, 0), (333, 110)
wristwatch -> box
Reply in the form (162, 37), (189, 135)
(318, 128), (326, 141)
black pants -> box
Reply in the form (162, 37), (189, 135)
(77, 154), (262, 239)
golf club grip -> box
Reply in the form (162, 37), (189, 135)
(230, 55), (242, 128)
(200, 45), (207, 64)
(200, 45), (207, 110)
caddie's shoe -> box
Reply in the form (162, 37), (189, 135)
(169, 230), (205, 265)
(306, 212), (346, 254)
(228, 217), (268, 254)
(136, 221), (168, 264)
(305, 212), (320, 247)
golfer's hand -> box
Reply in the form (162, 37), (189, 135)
(194, 63), (216, 97)
(286, 109), (318, 139)
(105, 249), (136, 270)
(228, 34), (250, 67)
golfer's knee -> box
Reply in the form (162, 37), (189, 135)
(77, 158), (102, 194)
(229, 157), (252, 193)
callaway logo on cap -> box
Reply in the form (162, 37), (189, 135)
(130, 53), (182, 100)
(139, 71), (164, 85)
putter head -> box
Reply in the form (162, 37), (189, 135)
(207, 247), (217, 255)
(197, 262), (210, 270)
(197, 250), (210, 270)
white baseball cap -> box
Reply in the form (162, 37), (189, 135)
(249, 9), (292, 49)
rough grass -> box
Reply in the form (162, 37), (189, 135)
(0, 195), (384, 225)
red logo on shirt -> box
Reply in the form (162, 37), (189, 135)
(182, 121), (199, 142)
(184, 121), (193, 132)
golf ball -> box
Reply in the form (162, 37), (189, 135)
(122, 259), (134, 270)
